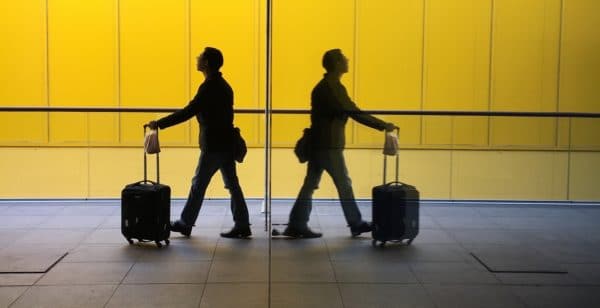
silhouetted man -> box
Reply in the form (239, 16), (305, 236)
(146, 47), (251, 239)
(282, 49), (397, 238)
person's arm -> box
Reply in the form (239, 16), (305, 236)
(335, 84), (395, 131)
(146, 87), (203, 130)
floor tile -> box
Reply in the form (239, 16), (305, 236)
(212, 238), (268, 261)
(1, 205), (65, 216)
(18, 229), (92, 245)
(123, 261), (210, 284)
(106, 284), (204, 308)
(422, 206), (482, 218)
(0, 216), (50, 229)
(494, 272), (580, 285)
(271, 260), (336, 282)
(435, 216), (501, 229)
(270, 283), (343, 308)
(425, 285), (526, 308)
(0, 287), (27, 307)
(339, 284), (436, 308)
(1, 200), (599, 308)
(449, 229), (522, 245)
(36, 262), (132, 285)
(332, 260), (419, 283)
(410, 262), (499, 284)
(564, 264), (600, 284)
(10, 285), (116, 308)
(0, 249), (67, 273)
(0, 229), (30, 246)
(56, 205), (117, 216)
(0, 274), (42, 286)
(510, 286), (600, 308)
(469, 244), (566, 273)
(136, 240), (216, 262)
(414, 229), (457, 244)
(207, 259), (268, 282)
(270, 238), (329, 259)
(82, 229), (127, 244)
(37, 216), (107, 229)
(199, 283), (267, 308)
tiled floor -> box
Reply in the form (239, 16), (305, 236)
(1, 200), (600, 307)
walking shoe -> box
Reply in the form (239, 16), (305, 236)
(170, 220), (192, 237)
(350, 221), (373, 237)
(220, 225), (252, 238)
(282, 225), (322, 238)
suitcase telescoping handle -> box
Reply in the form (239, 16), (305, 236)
(383, 127), (400, 185)
(143, 125), (160, 184)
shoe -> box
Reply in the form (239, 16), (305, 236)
(170, 220), (192, 237)
(220, 225), (252, 238)
(282, 225), (322, 238)
(350, 221), (373, 237)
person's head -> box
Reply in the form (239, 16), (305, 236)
(197, 47), (224, 73)
(322, 49), (348, 74)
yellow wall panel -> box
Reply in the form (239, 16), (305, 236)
(570, 119), (600, 149)
(423, 0), (492, 145)
(491, 0), (561, 147)
(191, 0), (263, 148)
(47, 0), (117, 144)
(491, 118), (557, 147)
(272, 0), (355, 110)
(271, 0), (355, 147)
(354, 0), (423, 146)
(0, 148), (88, 198)
(569, 152), (600, 200)
(119, 0), (188, 145)
(0, 0), (47, 143)
(559, 0), (600, 112)
(452, 150), (568, 200)
(399, 150), (452, 199)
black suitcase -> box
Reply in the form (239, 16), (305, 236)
(371, 132), (419, 247)
(121, 127), (171, 247)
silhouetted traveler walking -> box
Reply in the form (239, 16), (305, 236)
(282, 49), (397, 238)
(146, 47), (251, 239)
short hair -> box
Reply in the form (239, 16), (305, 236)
(322, 49), (343, 72)
(203, 47), (224, 70)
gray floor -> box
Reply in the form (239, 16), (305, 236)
(1, 200), (600, 308)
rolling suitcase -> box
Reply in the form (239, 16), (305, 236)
(121, 127), (171, 247)
(371, 131), (419, 247)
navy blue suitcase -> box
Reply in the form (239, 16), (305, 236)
(121, 128), (171, 247)
(371, 139), (420, 247)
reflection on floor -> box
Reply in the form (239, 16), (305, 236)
(1, 199), (600, 307)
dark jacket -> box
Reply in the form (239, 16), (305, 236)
(157, 72), (234, 152)
(310, 74), (387, 150)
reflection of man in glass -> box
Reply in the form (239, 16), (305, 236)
(282, 49), (397, 238)
(146, 47), (251, 239)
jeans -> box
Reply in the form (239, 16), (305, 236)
(288, 150), (363, 228)
(180, 151), (249, 227)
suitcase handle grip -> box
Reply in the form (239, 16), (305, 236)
(385, 181), (405, 186)
(135, 180), (157, 186)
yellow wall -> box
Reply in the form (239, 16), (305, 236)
(1, 147), (599, 201)
(1, 0), (599, 200)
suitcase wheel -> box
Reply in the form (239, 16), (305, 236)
(407, 238), (414, 245)
(165, 239), (170, 246)
(126, 238), (134, 245)
(155, 241), (163, 248)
